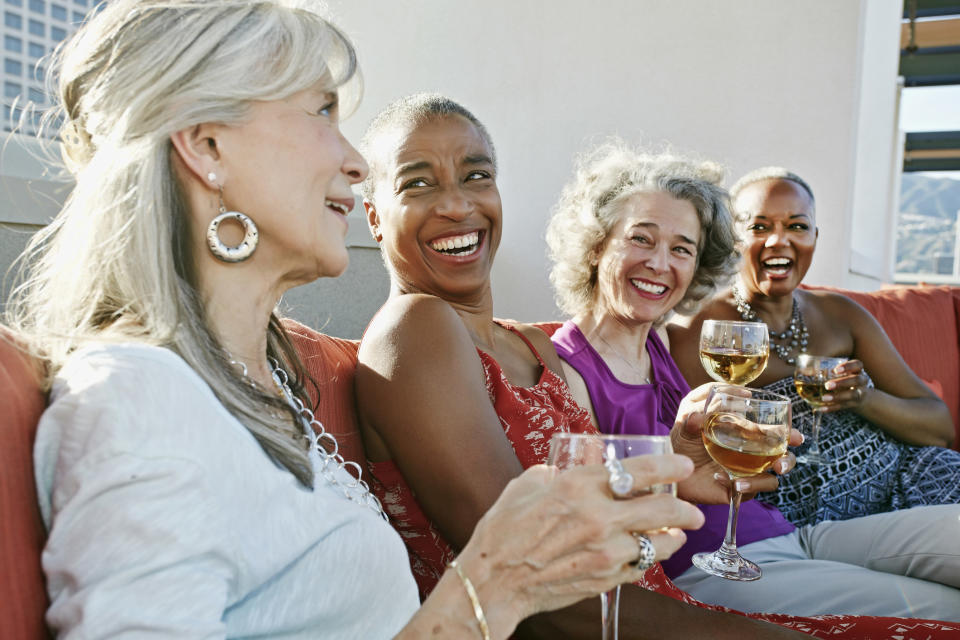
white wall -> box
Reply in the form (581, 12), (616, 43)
(1, 1), (904, 335)
(330, 0), (902, 322)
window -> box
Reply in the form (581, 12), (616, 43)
(28, 0), (43, 13)
(4, 58), (22, 76)
(895, 86), (960, 285)
(27, 86), (43, 103)
(5, 0), (23, 6)
(50, 2), (64, 19)
(31, 63), (44, 82)
(4, 34), (21, 52)
(4, 11), (22, 28)
(73, 0), (86, 5)
(71, 9), (81, 22)
(50, 26), (65, 41)
(27, 41), (42, 57)
(28, 18), (42, 35)
(4, 81), (21, 98)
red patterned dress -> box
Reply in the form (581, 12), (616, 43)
(367, 323), (597, 598)
(366, 324), (960, 639)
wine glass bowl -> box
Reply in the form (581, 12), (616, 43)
(548, 433), (674, 640)
(699, 320), (770, 386)
(692, 387), (791, 582)
(793, 354), (847, 466)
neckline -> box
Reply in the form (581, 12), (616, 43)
(476, 321), (550, 390)
(571, 322), (656, 389)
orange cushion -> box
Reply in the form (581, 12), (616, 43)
(804, 285), (960, 448)
(283, 319), (366, 466)
(531, 321), (563, 338)
(0, 329), (52, 639)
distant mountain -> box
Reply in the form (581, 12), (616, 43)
(900, 173), (960, 220)
(896, 173), (960, 274)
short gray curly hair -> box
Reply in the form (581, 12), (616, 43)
(546, 141), (739, 319)
(729, 166), (816, 223)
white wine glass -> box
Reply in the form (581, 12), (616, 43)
(548, 433), (675, 640)
(692, 387), (790, 581)
(793, 354), (847, 466)
(700, 320), (769, 386)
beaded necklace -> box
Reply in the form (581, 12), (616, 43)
(731, 286), (809, 365)
(232, 358), (387, 520)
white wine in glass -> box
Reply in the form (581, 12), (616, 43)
(548, 433), (674, 640)
(699, 320), (769, 386)
(793, 354), (847, 466)
(692, 387), (790, 581)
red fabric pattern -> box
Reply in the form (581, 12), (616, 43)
(638, 564), (960, 638)
(367, 331), (597, 600)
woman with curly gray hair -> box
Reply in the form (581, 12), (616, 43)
(547, 145), (960, 622)
(545, 142), (802, 582)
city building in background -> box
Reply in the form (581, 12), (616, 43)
(2, 0), (101, 137)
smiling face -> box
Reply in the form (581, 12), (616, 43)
(213, 86), (367, 283)
(734, 178), (817, 299)
(366, 114), (502, 300)
(593, 191), (701, 326)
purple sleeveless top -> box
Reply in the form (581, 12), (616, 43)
(551, 321), (795, 578)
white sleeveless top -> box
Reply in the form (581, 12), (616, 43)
(34, 343), (419, 638)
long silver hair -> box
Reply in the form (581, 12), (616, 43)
(5, 0), (359, 486)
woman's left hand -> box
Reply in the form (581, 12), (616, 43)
(670, 383), (802, 505)
(820, 359), (870, 413)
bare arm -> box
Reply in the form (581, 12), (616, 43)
(357, 294), (523, 546)
(819, 293), (953, 447)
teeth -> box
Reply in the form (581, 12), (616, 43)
(430, 231), (480, 253)
(763, 258), (791, 266)
(325, 200), (349, 215)
(631, 279), (667, 295)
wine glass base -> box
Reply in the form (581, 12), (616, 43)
(796, 452), (823, 466)
(692, 551), (762, 581)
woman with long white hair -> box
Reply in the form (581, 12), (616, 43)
(6, 2), (703, 637)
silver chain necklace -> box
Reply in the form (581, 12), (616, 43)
(232, 358), (387, 520)
(731, 286), (809, 365)
(592, 330), (651, 384)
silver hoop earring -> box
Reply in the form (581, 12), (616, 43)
(206, 187), (258, 263)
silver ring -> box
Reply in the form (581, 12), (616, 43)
(603, 443), (634, 498)
(855, 387), (864, 403)
(629, 532), (656, 571)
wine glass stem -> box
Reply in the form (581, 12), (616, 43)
(809, 411), (822, 458)
(600, 586), (621, 640)
(718, 483), (744, 560)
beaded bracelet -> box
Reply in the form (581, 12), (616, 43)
(448, 559), (491, 640)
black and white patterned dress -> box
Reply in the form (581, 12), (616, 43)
(757, 376), (960, 527)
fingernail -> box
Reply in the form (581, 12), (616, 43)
(822, 394), (833, 402)
(713, 472), (725, 482)
(825, 382), (835, 390)
(799, 433), (805, 444)
(735, 480), (750, 492)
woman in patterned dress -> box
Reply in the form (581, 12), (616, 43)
(548, 146), (960, 620)
(669, 167), (960, 527)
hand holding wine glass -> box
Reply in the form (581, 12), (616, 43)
(691, 387), (791, 581)
(793, 354), (848, 465)
(699, 320), (769, 385)
(548, 433), (677, 640)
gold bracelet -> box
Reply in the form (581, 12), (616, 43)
(448, 558), (491, 640)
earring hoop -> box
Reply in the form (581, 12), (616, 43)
(206, 187), (258, 263)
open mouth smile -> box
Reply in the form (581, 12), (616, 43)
(325, 200), (351, 216)
(630, 278), (668, 297)
(429, 230), (482, 257)
(761, 256), (793, 277)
